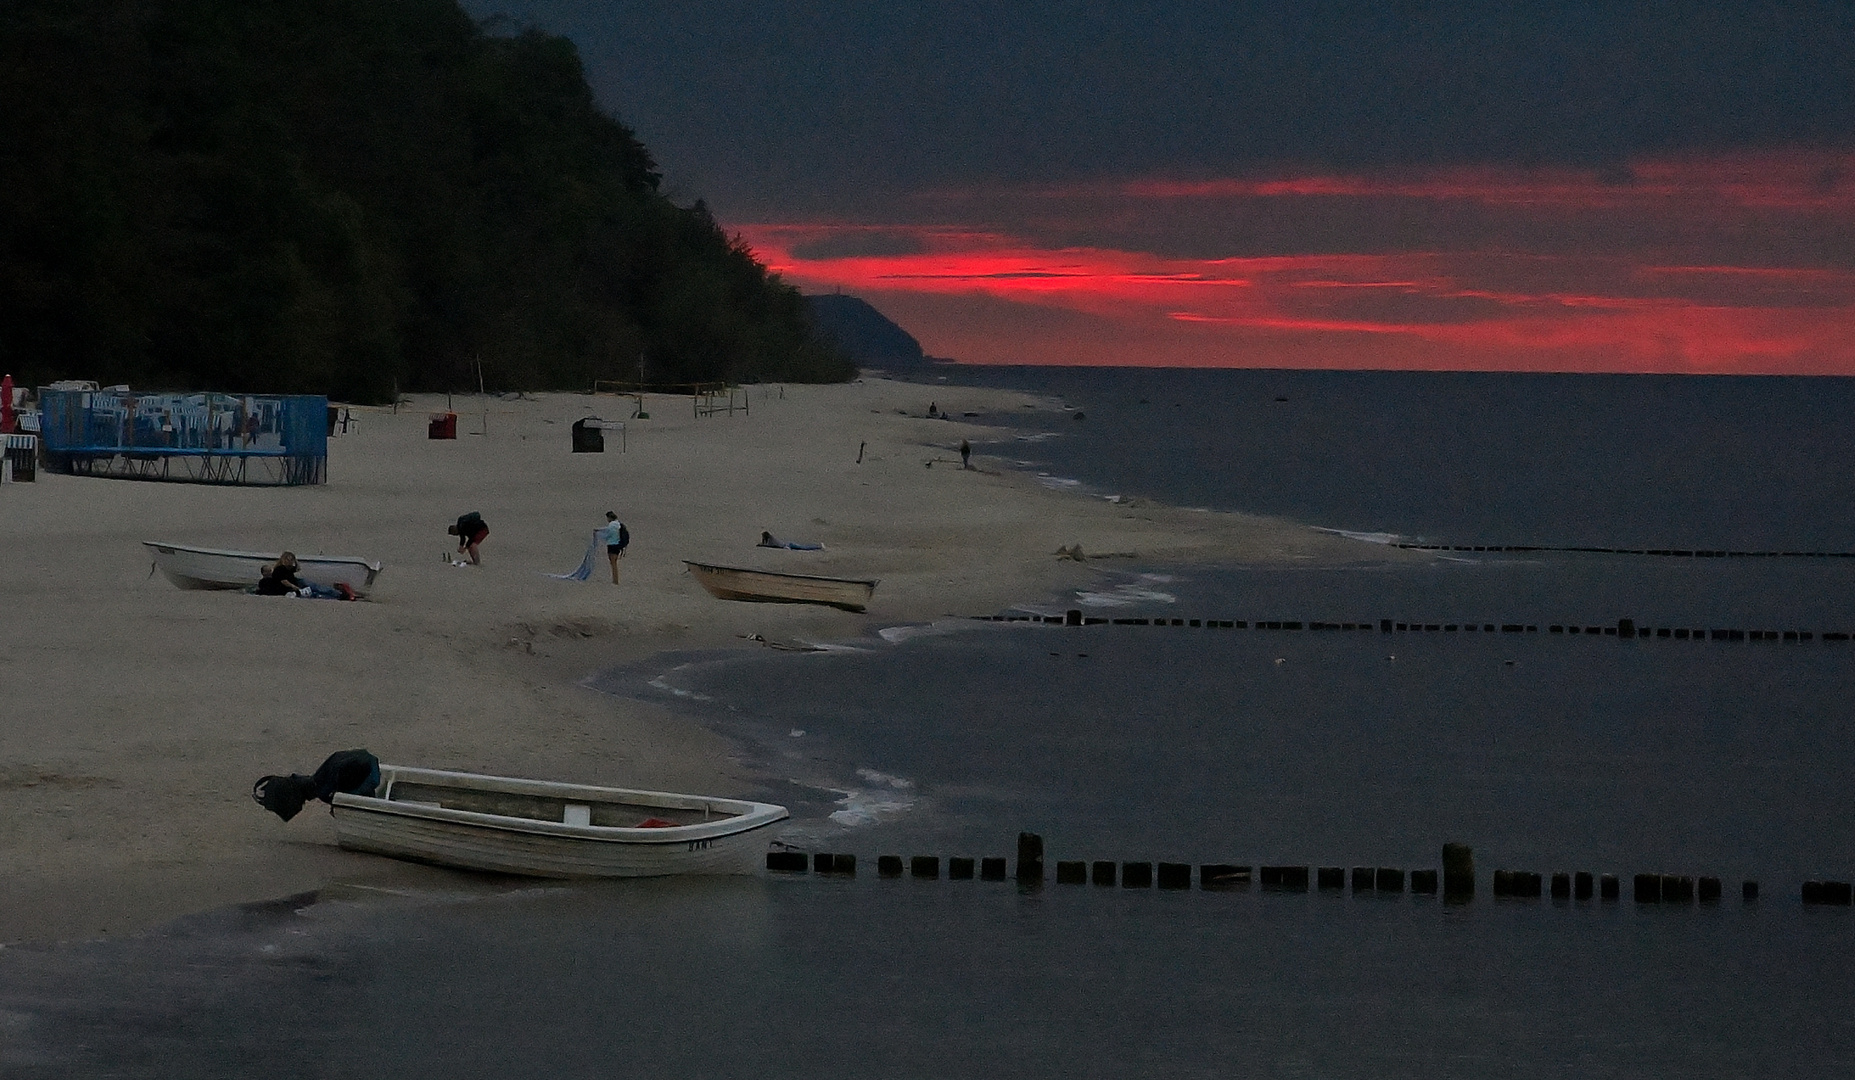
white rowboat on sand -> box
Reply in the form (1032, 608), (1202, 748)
(684, 560), (878, 612)
(144, 541), (382, 594)
(331, 766), (788, 878)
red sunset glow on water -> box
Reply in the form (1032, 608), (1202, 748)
(737, 153), (1855, 374)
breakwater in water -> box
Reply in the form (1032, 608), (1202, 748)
(770, 839), (1855, 906)
(980, 611), (1855, 644)
(1390, 544), (1855, 558)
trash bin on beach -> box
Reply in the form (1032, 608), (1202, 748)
(428, 412), (457, 440)
(571, 418), (604, 453)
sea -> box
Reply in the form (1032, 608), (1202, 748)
(6, 368), (1855, 1078)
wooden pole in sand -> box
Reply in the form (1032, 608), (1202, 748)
(476, 355), (487, 436)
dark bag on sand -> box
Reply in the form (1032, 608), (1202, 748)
(253, 749), (381, 822)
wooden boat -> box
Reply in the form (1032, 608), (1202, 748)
(143, 540), (382, 594)
(684, 560), (878, 612)
(330, 766), (788, 878)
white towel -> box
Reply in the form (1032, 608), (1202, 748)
(544, 531), (599, 581)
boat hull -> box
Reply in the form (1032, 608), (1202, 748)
(684, 561), (877, 612)
(330, 766), (788, 878)
(144, 541), (381, 594)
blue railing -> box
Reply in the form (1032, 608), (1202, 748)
(38, 389), (328, 485)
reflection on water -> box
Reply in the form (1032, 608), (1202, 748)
(5, 872), (1853, 1078)
(946, 367), (1855, 552)
(649, 558), (1855, 880)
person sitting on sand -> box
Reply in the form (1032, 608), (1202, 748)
(448, 511), (488, 565)
(755, 531), (824, 550)
(256, 552), (305, 596)
(602, 511), (628, 584)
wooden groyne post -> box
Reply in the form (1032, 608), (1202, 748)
(1443, 843), (1475, 901)
(1016, 832), (1044, 885)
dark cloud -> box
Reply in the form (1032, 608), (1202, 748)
(789, 230), (928, 260)
(462, 1), (1855, 216)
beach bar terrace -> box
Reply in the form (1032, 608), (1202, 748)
(37, 388), (328, 486)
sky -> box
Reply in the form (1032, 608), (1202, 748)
(464, 2), (1855, 373)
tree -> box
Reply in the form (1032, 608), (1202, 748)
(0, 0), (853, 400)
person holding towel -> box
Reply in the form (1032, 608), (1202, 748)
(602, 511), (629, 583)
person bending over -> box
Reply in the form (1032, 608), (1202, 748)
(448, 511), (489, 565)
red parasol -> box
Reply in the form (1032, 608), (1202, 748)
(1, 374), (13, 434)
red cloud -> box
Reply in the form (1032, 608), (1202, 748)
(735, 153), (1855, 374)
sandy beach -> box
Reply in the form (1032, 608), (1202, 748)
(0, 376), (1386, 944)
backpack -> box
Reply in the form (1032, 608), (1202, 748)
(616, 521), (630, 550)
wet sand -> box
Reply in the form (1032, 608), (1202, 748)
(0, 377), (1388, 943)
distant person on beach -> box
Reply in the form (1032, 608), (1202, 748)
(256, 552), (305, 596)
(449, 511), (489, 565)
(960, 439), (971, 469)
(602, 511), (629, 583)
(238, 398), (260, 447)
(755, 530), (824, 550)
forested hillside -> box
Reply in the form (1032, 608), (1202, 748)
(0, 0), (853, 401)
(804, 294), (931, 370)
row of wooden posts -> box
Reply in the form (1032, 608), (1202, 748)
(979, 612), (1855, 644)
(1390, 543), (1855, 559)
(768, 838), (1855, 905)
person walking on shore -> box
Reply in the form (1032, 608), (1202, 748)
(448, 511), (489, 565)
(602, 511), (629, 583)
(960, 439), (971, 470)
